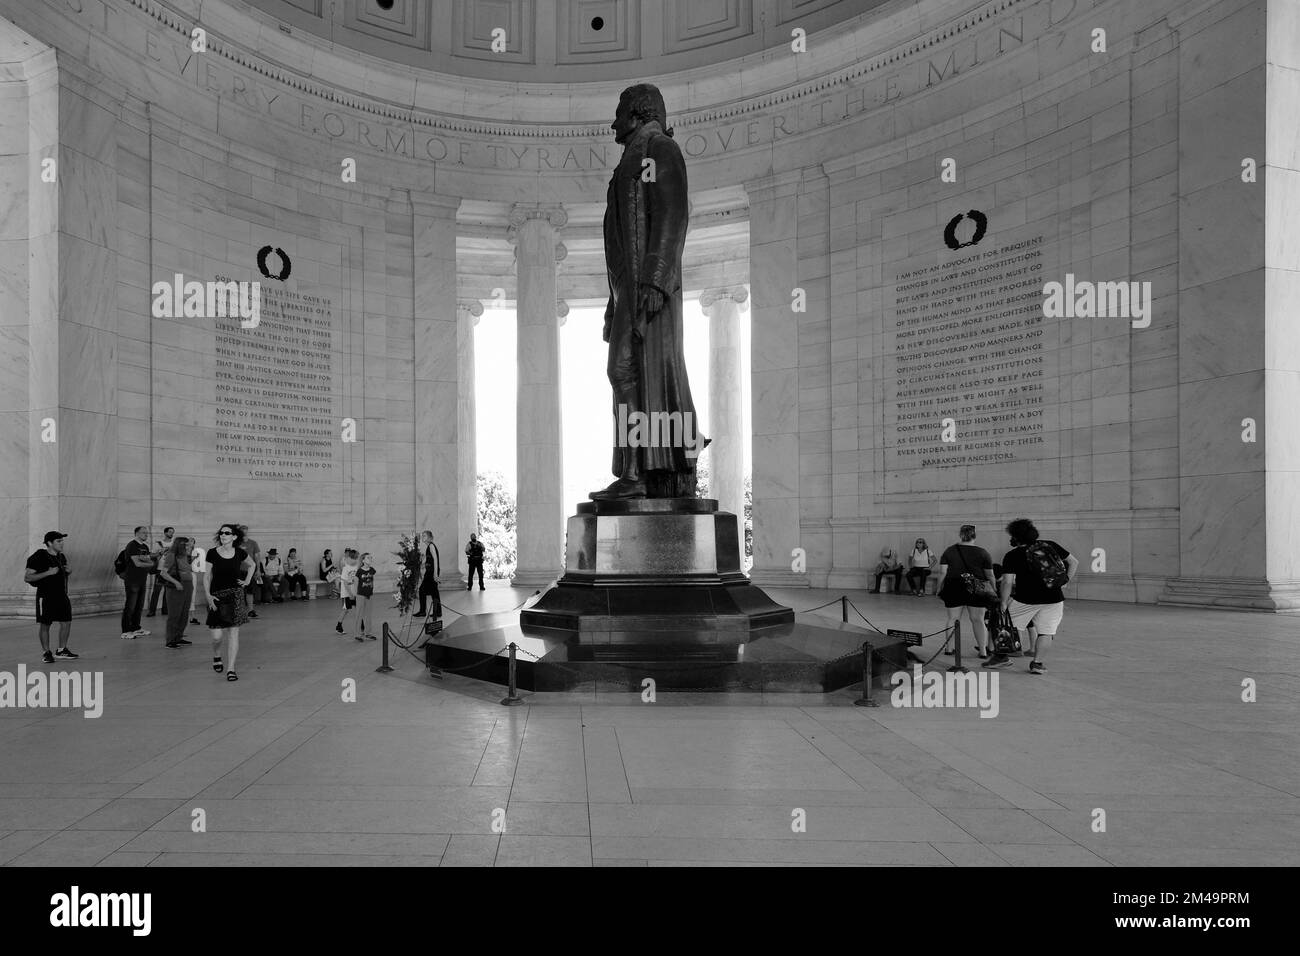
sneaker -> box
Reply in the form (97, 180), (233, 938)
(248, 611), (259, 619)
(190, 618), (201, 625)
(1028, 660), (1045, 675)
(54, 647), (78, 659)
(41, 650), (55, 663)
(335, 622), (344, 634)
(176, 639), (192, 646)
(366, 634), (377, 641)
(146, 612), (156, 617)
(982, 654), (1013, 669)
(134, 629), (151, 636)
(121, 632), (137, 640)
(165, 642), (179, 648)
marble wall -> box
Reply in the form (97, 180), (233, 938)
(0, 0), (1294, 613)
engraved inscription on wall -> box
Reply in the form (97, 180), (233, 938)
(882, 230), (1061, 491)
(211, 282), (340, 481)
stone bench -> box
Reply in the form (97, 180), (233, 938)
(304, 580), (337, 600)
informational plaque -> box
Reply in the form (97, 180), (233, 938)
(211, 282), (341, 482)
(882, 225), (1061, 492)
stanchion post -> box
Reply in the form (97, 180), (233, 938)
(375, 622), (394, 673)
(853, 641), (879, 707)
(500, 641), (524, 706)
(947, 618), (968, 673)
(841, 595), (848, 623)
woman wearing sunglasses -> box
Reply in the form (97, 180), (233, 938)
(197, 525), (256, 681)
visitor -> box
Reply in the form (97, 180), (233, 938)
(465, 533), (485, 591)
(335, 548), (359, 634)
(986, 518), (1078, 673)
(262, 548), (285, 602)
(320, 549), (339, 598)
(24, 531), (77, 663)
(239, 525), (263, 616)
(157, 536), (195, 649)
(120, 526), (154, 639)
(354, 552), (376, 641)
(145, 526), (176, 618)
(416, 531), (441, 619)
(284, 548), (309, 600)
(199, 524), (255, 682)
(905, 538), (936, 596)
(933, 525), (996, 659)
(869, 547), (904, 594)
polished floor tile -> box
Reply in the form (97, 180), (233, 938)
(0, 588), (1296, 866)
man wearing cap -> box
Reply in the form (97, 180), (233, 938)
(24, 532), (78, 663)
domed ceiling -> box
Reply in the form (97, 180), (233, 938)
(247, 0), (892, 81)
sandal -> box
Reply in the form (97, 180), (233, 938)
(213, 656), (224, 673)
(226, 670), (238, 681)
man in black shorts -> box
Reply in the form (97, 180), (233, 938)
(25, 531), (78, 663)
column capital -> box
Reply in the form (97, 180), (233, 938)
(554, 242), (568, 262)
(700, 286), (749, 311)
(507, 202), (567, 243)
(411, 192), (463, 217)
(457, 299), (484, 320)
(557, 299), (570, 322)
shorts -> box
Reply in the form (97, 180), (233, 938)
(343, 597), (357, 610)
(36, 594), (72, 624)
(941, 588), (990, 610)
(1008, 599), (1064, 636)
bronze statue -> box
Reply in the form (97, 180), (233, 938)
(590, 84), (707, 501)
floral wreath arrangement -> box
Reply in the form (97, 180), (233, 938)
(392, 532), (423, 617)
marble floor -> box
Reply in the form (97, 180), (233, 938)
(0, 584), (1297, 867)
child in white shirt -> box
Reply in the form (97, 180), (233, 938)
(335, 548), (359, 634)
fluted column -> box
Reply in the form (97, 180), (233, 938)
(457, 300), (483, 582)
(509, 204), (567, 587)
(701, 286), (748, 522)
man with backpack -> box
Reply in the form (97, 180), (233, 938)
(116, 526), (155, 639)
(25, 531), (77, 663)
(987, 517), (1079, 674)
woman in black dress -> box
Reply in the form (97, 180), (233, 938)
(198, 524), (255, 681)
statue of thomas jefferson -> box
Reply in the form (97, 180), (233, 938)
(590, 84), (707, 501)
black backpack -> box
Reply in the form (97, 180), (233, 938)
(1023, 540), (1069, 590)
(113, 549), (129, 579)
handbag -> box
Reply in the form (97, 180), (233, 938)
(991, 608), (1022, 656)
(954, 546), (998, 607)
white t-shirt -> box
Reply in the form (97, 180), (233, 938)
(339, 563), (359, 597)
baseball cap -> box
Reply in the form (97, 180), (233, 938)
(44, 531), (67, 543)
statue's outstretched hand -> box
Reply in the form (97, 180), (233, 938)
(639, 284), (664, 319)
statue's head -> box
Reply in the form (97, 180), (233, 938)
(614, 84), (673, 142)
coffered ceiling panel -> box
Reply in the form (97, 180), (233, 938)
(453, 0), (536, 64)
(776, 0), (845, 21)
(556, 0), (639, 64)
(239, 0), (898, 80)
(345, 0), (428, 48)
(663, 0), (752, 55)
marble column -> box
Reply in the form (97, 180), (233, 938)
(701, 287), (747, 522)
(744, 170), (809, 588)
(509, 204), (566, 587)
(457, 300), (482, 583)
(412, 193), (463, 583)
(1158, 1), (1300, 610)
